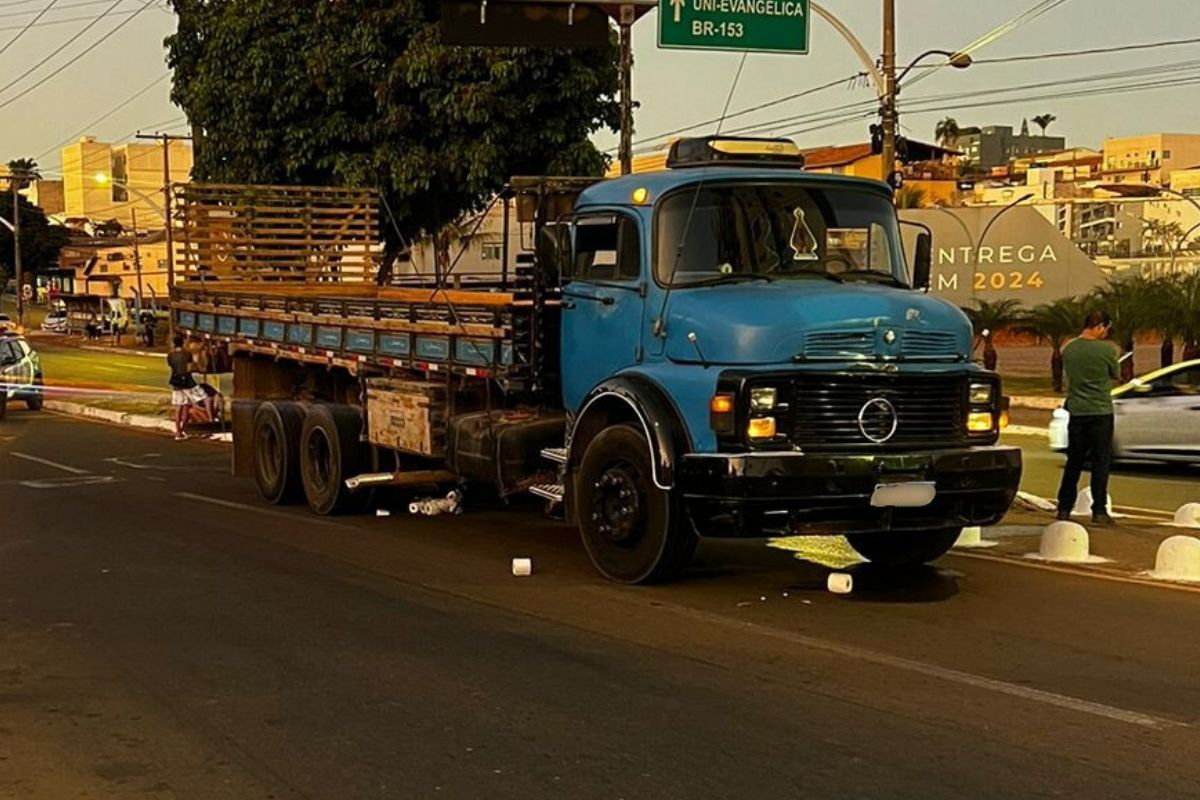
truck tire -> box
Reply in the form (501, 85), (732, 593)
(576, 424), (697, 584)
(252, 401), (304, 505)
(299, 404), (367, 516)
(24, 373), (43, 411)
(847, 528), (961, 568)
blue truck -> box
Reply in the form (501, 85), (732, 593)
(175, 136), (1021, 584)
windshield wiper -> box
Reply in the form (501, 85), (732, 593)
(838, 269), (901, 285)
(686, 274), (776, 287)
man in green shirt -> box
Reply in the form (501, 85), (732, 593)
(1056, 311), (1120, 525)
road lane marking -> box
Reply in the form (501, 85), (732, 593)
(592, 589), (1188, 731)
(951, 550), (1200, 595)
(174, 492), (356, 530)
(10, 452), (89, 474)
(21, 475), (121, 489)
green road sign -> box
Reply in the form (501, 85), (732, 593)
(658, 0), (810, 54)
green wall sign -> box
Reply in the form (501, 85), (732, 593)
(658, 0), (810, 54)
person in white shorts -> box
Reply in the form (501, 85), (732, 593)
(167, 335), (205, 440)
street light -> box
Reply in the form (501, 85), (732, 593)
(897, 50), (973, 84)
(973, 192), (1036, 299)
(91, 172), (167, 219)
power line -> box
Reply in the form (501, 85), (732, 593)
(0, 0), (109, 18)
(0, 7), (136, 29)
(0, 0), (125, 97)
(961, 35), (1200, 65)
(0, 0), (56, 57)
(0, 0), (156, 112)
(35, 72), (169, 161)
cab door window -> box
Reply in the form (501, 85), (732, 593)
(573, 215), (641, 283)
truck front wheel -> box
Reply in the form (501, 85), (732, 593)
(847, 528), (961, 568)
(576, 425), (696, 585)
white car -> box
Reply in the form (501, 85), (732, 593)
(0, 331), (44, 419)
(1050, 359), (1200, 464)
(41, 309), (68, 333)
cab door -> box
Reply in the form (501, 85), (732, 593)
(560, 212), (645, 411)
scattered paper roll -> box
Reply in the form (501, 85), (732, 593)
(376, 509), (391, 517)
(512, 558), (533, 577)
(827, 572), (853, 595)
(408, 502), (422, 515)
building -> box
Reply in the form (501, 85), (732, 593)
(801, 140), (961, 206)
(1009, 148), (1101, 183)
(953, 124), (1066, 174)
(60, 136), (193, 230)
(1169, 166), (1200, 198)
(52, 233), (172, 305)
(1101, 134), (1200, 186)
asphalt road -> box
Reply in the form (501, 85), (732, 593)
(2, 411), (1200, 799)
(1008, 431), (1200, 513)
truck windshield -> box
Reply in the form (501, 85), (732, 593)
(655, 183), (906, 287)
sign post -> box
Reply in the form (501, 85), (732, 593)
(658, 0), (810, 54)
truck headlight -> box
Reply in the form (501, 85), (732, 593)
(747, 417), (777, 440)
(967, 412), (995, 433)
(969, 382), (995, 406)
(749, 387), (778, 412)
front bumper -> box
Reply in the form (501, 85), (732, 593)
(678, 446), (1022, 537)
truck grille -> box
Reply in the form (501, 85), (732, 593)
(901, 330), (959, 358)
(788, 373), (967, 451)
(803, 331), (874, 359)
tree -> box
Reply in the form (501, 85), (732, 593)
(1089, 278), (1155, 382)
(1016, 297), (1084, 393)
(1169, 272), (1200, 361)
(1031, 114), (1057, 136)
(962, 298), (1023, 371)
(934, 117), (960, 149)
(0, 192), (69, 277)
(166, 0), (620, 267)
(1143, 219), (1185, 256)
(894, 185), (927, 209)
(6, 158), (40, 189)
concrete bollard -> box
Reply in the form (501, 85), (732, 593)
(1148, 536), (1200, 582)
(1071, 487), (1122, 518)
(1167, 503), (1200, 529)
(954, 526), (998, 549)
(1030, 521), (1107, 564)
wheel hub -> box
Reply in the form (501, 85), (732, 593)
(591, 466), (643, 545)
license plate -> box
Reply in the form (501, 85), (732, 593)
(870, 482), (936, 508)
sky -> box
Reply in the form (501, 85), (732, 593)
(2, 0), (1200, 175)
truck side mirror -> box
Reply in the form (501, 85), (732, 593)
(912, 231), (932, 291)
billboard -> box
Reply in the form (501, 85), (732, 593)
(900, 206), (1109, 307)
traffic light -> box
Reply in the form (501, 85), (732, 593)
(869, 124), (883, 155)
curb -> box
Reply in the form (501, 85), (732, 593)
(44, 400), (175, 434)
(1004, 424), (1049, 438)
(1010, 395), (1061, 411)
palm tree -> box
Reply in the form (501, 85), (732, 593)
(962, 299), (1023, 371)
(1171, 272), (1200, 361)
(5, 157), (40, 189)
(1089, 279), (1158, 382)
(934, 117), (960, 149)
(894, 185), (927, 209)
(1031, 114), (1057, 136)
(1143, 219), (1185, 256)
(1131, 276), (1187, 367)
(1016, 297), (1084, 393)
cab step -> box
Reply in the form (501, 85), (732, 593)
(540, 447), (568, 464)
(529, 483), (564, 503)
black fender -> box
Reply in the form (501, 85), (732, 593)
(567, 375), (693, 492)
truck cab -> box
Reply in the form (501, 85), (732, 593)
(554, 136), (1021, 582)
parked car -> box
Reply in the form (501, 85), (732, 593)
(41, 308), (68, 333)
(0, 313), (13, 330)
(0, 330), (44, 419)
(1050, 359), (1200, 464)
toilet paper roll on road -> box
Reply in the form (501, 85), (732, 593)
(512, 558), (533, 577)
(827, 573), (853, 594)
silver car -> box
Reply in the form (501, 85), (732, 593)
(0, 331), (44, 419)
(1049, 358), (1200, 464)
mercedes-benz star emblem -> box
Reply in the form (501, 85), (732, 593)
(857, 397), (899, 443)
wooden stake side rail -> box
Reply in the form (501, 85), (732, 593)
(173, 284), (533, 383)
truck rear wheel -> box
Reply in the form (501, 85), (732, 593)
(576, 425), (696, 585)
(299, 404), (367, 516)
(847, 528), (961, 568)
(252, 401), (304, 505)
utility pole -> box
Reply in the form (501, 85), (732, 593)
(131, 207), (143, 318)
(879, 0), (898, 191)
(136, 131), (191, 336)
(618, 5), (635, 176)
(10, 175), (22, 328)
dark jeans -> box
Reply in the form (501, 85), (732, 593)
(1057, 414), (1114, 516)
